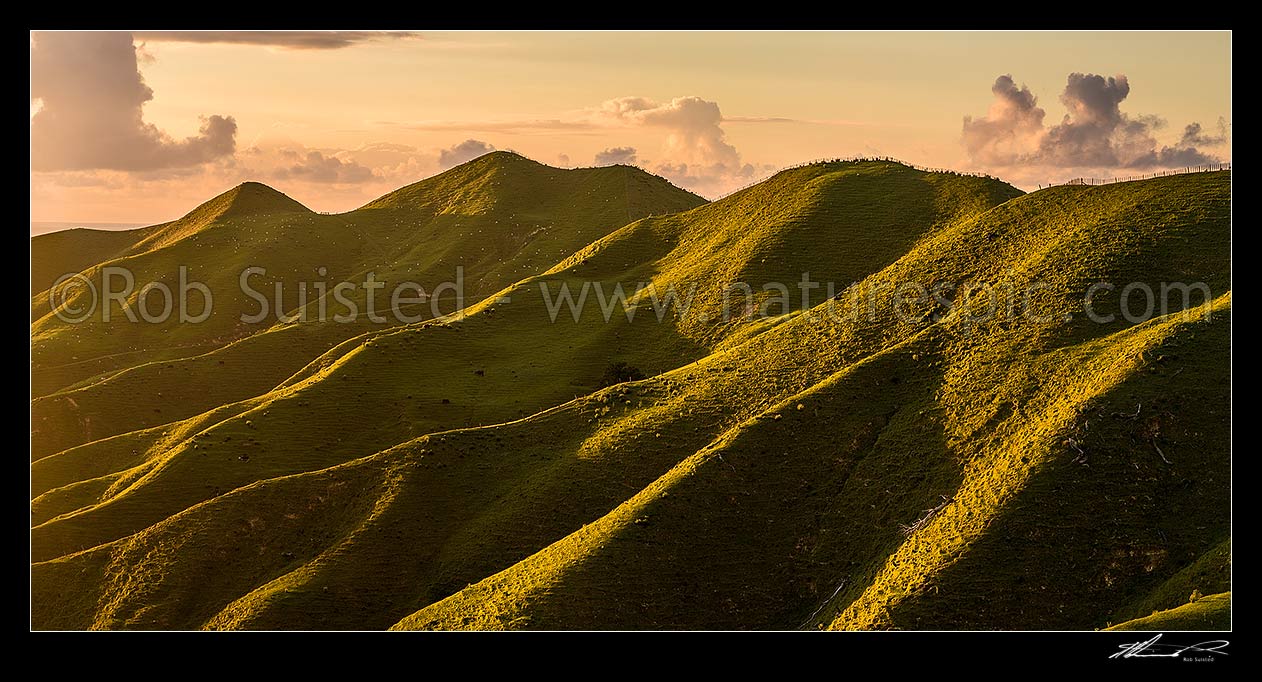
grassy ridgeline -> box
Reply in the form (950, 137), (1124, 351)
(31, 153), (704, 457)
(1107, 592), (1231, 631)
(29, 160), (1230, 631)
(31, 161), (1018, 566)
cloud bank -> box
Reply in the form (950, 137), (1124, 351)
(594, 146), (639, 166)
(271, 150), (376, 183)
(28, 33), (793, 213)
(438, 139), (496, 168)
(30, 31), (237, 172)
(962, 72), (1227, 173)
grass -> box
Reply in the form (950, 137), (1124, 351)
(30, 153), (704, 457)
(31, 160), (1012, 559)
(1108, 539), (1230, 625)
(31, 225), (159, 298)
(28, 157), (1230, 631)
(1106, 592), (1230, 631)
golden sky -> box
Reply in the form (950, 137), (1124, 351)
(30, 31), (1231, 228)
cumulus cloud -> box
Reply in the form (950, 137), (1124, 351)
(30, 31), (237, 172)
(272, 150), (376, 183)
(1038, 73), (1137, 167)
(600, 96), (739, 167)
(1180, 117), (1230, 147)
(598, 96), (755, 196)
(961, 75), (1046, 166)
(594, 146), (639, 166)
(962, 72), (1225, 172)
(133, 31), (418, 50)
(438, 139), (496, 168)
(234, 140), (439, 187)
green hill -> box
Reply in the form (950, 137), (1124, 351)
(28, 161), (1230, 631)
(30, 161), (1018, 565)
(393, 173), (1230, 631)
(30, 153), (704, 458)
(32, 225), (159, 298)
(1106, 592), (1230, 631)
(1107, 539), (1230, 627)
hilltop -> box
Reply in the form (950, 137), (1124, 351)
(31, 183), (311, 301)
(32, 226), (157, 297)
(30, 153), (704, 457)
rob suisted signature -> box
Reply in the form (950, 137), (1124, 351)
(1111, 634), (1229, 660)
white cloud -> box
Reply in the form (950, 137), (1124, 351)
(963, 72), (1226, 174)
(596, 96), (756, 196)
(30, 31), (236, 172)
(593, 146), (638, 166)
(438, 139), (496, 168)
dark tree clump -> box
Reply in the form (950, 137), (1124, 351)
(598, 361), (646, 388)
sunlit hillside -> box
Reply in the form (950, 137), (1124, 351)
(30, 156), (1230, 632)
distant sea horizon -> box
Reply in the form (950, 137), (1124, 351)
(30, 221), (153, 237)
